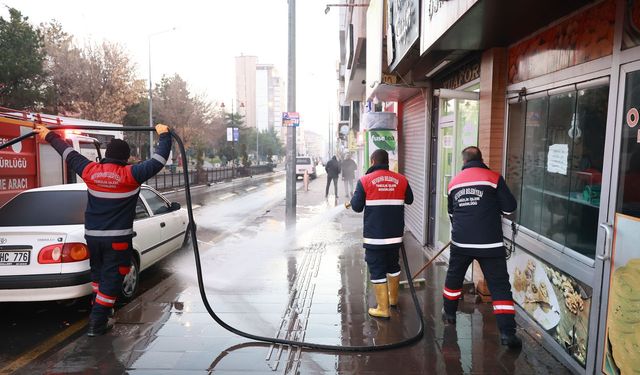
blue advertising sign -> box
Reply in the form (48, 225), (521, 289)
(282, 112), (300, 127)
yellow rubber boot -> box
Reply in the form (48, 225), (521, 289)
(368, 283), (390, 319)
(387, 273), (400, 307)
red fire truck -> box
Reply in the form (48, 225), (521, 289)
(0, 108), (123, 206)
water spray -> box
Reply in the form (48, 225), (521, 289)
(0, 123), (425, 352)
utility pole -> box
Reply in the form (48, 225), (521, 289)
(285, 0), (297, 225)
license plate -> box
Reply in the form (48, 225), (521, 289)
(0, 250), (30, 266)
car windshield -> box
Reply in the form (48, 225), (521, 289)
(0, 191), (87, 226)
(297, 158), (311, 164)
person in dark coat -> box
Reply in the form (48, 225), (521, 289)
(34, 124), (171, 337)
(443, 146), (521, 349)
(325, 155), (341, 198)
(341, 153), (358, 198)
(350, 149), (413, 319)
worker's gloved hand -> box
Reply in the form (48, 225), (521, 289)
(33, 125), (51, 142)
(155, 124), (169, 135)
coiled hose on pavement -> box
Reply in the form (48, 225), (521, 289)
(0, 125), (425, 352)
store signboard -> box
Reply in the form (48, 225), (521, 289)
(508, 250), (592, 367)
(603, 214), (640, 375)
(421, 0), (477, 54)
(603, 69), (640, 375)
(387, 0), (419, 69)
(507, 0), (615, 84)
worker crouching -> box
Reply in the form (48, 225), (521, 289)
(349, 149), (413, 319)
(35, 124), (172, 336)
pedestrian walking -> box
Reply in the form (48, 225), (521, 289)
(325, 155), (341, 198)
(349, 149), (413, 319)
(341, 153), (358, 198)
(34, 124), (172, 337)
(442, 146), (522, 348)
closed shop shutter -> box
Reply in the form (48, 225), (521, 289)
(401, 95), (427, 244)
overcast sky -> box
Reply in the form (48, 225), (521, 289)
(1, 0), (339, 138)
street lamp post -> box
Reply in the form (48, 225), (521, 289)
(148, 28), (175, 159)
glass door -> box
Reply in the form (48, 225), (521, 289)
(435, 97), (479, 249)
(597, 62), (640, 375)
(435, 99), (455, 249)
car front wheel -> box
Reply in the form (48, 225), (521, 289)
(120, 253), (140, 301)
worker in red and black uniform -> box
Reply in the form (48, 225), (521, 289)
(443, 146), (521, 348)
(350, 149), (413, 319)
(34, 124), (171, 336)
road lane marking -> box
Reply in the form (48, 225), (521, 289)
(245, 186), (257, 192)
(218, 193), (236, 201)
(0, 317), (88, 374)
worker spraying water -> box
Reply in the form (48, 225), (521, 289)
(346, 149), (413, 319)
(0, 119), (425, 352)
(33, 124), (172, 337)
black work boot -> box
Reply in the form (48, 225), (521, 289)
(500, 333), (522, 349)
(87, 318), (113, 337)
(441, 307), (456, 324)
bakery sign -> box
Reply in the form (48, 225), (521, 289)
(603, 214), (640, 374)
(387, 0), (419, 69)
(508, 249), (592, 367)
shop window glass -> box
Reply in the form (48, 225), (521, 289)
(454, 99), (479, 172)
(505, 101), (526, 218)
(520, 97), (549, 234)
(617, 70), (640, 218)
(539, 92), (577, 246)
(566, 86), (608, 255)
(506, 83), (608, 259)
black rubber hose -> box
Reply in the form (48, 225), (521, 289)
(0, 124), (425, 352)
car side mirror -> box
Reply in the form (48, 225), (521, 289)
(170, 202), (181, 211)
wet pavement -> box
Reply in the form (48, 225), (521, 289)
(10, 173), (572, 374)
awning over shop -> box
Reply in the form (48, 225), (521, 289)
(414, 0), (597, 78)
(425, 0), (595, 52)
(367, 83), (423, 103)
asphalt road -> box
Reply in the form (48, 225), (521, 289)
(0, 171), (294, 370)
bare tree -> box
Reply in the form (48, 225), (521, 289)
(40, 21), (83, 115)
(75, 41), (144, 123)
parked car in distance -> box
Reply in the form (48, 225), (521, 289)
(0, 183), (188, 303)
(296, 156), (317, 179)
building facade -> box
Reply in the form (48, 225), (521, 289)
(235, 55), (258, 129)
(256, 64), (284, 132)
(338, 0), (640, 373)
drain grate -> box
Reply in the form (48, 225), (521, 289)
(265, 243), (325, 374)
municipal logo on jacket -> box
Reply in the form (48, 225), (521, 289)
(350, 165), (414, 250)
(447, 161), (517, 257)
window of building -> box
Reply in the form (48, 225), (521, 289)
(340, 105), (350, 122)
(505, 82), (609, 259)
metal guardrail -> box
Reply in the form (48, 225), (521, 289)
(146, 164), (276, 191)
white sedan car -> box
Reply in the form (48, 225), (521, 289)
(0, 183), (189, 302)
